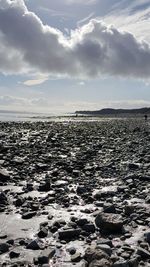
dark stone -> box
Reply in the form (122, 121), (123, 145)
(71, 252), (82, 262)
(38, 181), (51, 192)
(82, 223), (95, 233)
(22, 211), (37, 219)
(95, 213), (123, 233)
(59, 228), (81, 240)
(144, 231), (150, 244)
(9, 251), (20, 258)
(77, 218), (88, 227)
(0, 169), (10, 182)
(0, 243), (10, 253)
(76, 186), (86, 195)
(136, 247), (150, 259)
(38, 227), (48, 238)
(26, 239), (44, 250)
(0, 192), (8, 205)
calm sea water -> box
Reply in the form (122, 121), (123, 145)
(0, 111), (53, 122)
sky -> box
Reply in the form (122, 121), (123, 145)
(0, 0), (150, 113)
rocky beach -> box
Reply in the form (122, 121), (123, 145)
(0, 118), (150, 267)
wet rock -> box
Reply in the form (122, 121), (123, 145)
(144, 231), (150, 244)
(68, 247), (76, 255)
(103, 203), (116, 213)
(77, 186), (86, 195)
(95, 213), (123, 233)
(15, 197), (25, 207)
(0, 243), (10, 254)
(22, 211), (37, 219)
(38, 227), (48, 238)
(26, 239), (44, 250)
(84, 247), (110, 263)
(82, 223), (95, 233)
(96, 244), (112, 256)
(59, 228), (81, 240)
(0, 191), (8, 205)
(136, 247), (150, 259)
(77, 218), (89, 227)
(97, 239), (113, 247)
(9, 250), (20, 258)
(71, 252), (82, 262)
(112, 260), (129, 267)
(89, 258), (112, 267)
(0, 168), (10, 182)
(38, 181), (51, 192)
(37, 248), (55, 264)
(124, 205), (135, 216)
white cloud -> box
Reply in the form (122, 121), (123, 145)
(64, 0), (98, 5)
(78, 81), (85, 86)
(23, 75), (49, 86)
(103, 0), (150, 42)
(0, 0), (150, 79)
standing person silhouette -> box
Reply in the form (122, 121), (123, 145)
(144, 114), (148, 121)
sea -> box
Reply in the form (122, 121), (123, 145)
(0, 110), (55, 122)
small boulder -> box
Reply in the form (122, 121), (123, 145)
(95, 213), (123, 233)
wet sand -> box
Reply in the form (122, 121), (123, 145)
(0, 118), (150, 266)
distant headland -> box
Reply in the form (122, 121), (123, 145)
(75, 107), (150, 116)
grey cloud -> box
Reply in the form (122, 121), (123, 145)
(0, 0), (150, 78)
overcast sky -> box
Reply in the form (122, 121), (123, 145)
(0, 0), (150, 113)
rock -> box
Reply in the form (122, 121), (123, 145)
(15, 197), (25, 207)
(103, 203), (116, 213)
(0, 168), (10, 182)
(0, 192), (8, 205)
(0, 243), (10, 253)
(37, 248), (55, 264)
(59, 228), (81, 240)
(68, 247), (76, 255)
(22, 211), (37, 219)
(9, 251), (20, 258)
(84, 247), (109, 263)
(77, 186), (86, 195)
(82, 223), (95, 233)
(38, 181), (51, 192)
(97, 239), (113, 247)
(144, 231), (150, 244)
(26, 239), (44, 250)
(71, 252), (82, 262)
(77, 218), (89, 227)
(37, 255), (49, 264)
(124, 205), (134, 216)
(96, 244), (112, 256)
(128, 257), (139, 267)
(38, 227), (48, 238)
(89, 258), (112, 267)
(136, 247), (150, 259)
(112, 260), (129, 267)
(128, 163), (140, 170)
(95, 213), (123, 233)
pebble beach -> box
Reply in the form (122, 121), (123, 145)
(0, 118), (150, 267)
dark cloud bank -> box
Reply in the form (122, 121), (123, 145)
(0, 0), (150, 78)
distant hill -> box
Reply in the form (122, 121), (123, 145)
(75, 107), (150, 116)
